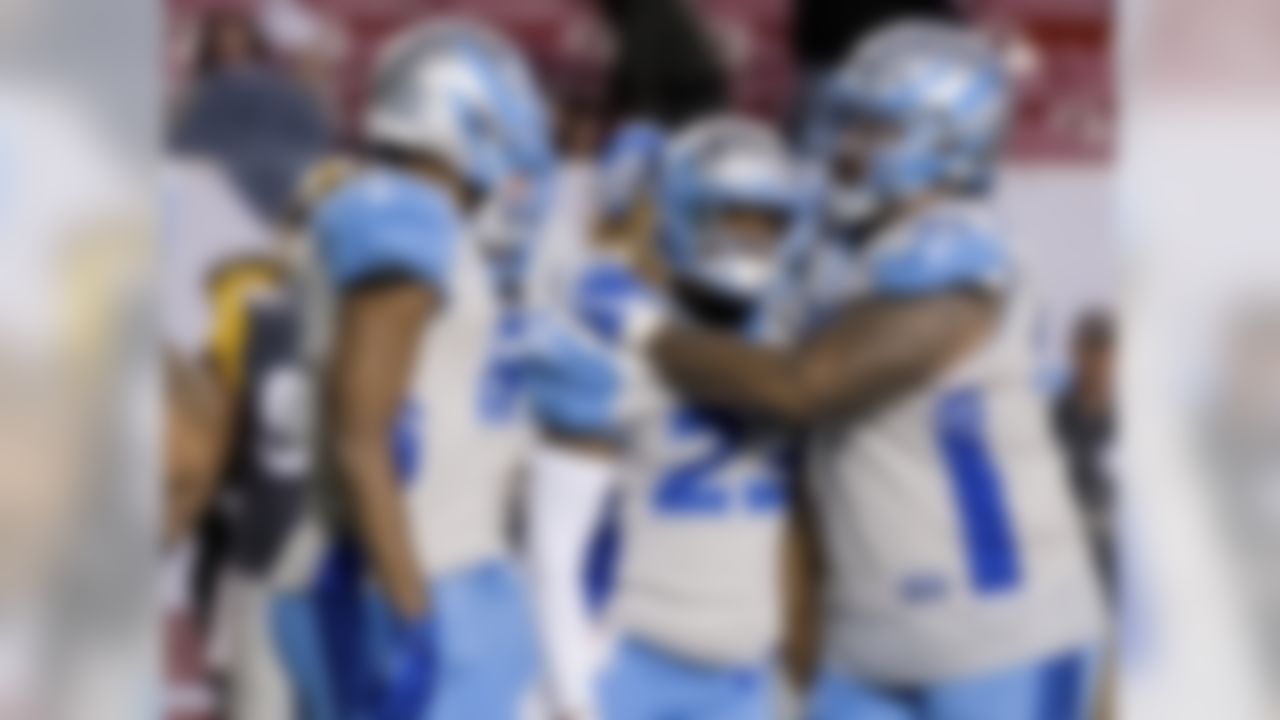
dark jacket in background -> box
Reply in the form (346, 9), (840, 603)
(173, 66), (332, 221)
(596, 0), (729, 126)
(1053, 391), (1116, 594)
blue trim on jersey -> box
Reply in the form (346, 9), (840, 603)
(655, 408), (737, 515)
(934, 388), (1022, 593)
(584, 491), (623, 615)
(313, 539), (372, 714)
(1039, 650), (1087, 720)
(600, 637), (776, 720)
(392, 399), (424, 487)
(806, 646), (1099, 720)
(315, 170), (462, 294)
(653, 407), (791, 517)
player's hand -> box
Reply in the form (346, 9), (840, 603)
(598, 121), (665, 222)
(365, 604), (437, 720)
(522, 311), (625, 437)
(573, 258), (666, 351)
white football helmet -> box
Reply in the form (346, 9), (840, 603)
(659, 115), (808, 303)
(364, 19), (552, 198)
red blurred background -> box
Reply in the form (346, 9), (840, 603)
(168, 0), (1112, 162)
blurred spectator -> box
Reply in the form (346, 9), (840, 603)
(191, 10), (270, 79)
(596, 0), (728, 125)
(259, 0), (346, 118)
(161, 157), (272, 719)
(172, 10), (332, 221)
(555, 94), (608, 162)
(162, 158), (271, 360)
(1054, 309), (1117, 592)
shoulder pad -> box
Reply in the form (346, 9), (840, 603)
(313, 169), (463, 292)
(871, 204), (1011, 297)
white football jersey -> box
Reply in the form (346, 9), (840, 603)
(797, 200), (1105, 683)
(599, 311), (794, 667)
(302, 166), (532, 579)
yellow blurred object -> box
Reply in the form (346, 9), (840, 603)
(60, 213), (150, 372)
(285, 154), (361, 229)
(208, 260), (283, 393)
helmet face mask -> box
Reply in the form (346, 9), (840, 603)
(829, 105), (902, 180)
(659, 116), (806, 314)
(692, 202), (792, 301)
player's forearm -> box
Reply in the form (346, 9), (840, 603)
(802, 294), (1000, 420)
(163, 355), (232, 546)
(330, 281), (438, 620)
(650, 295), (998, 426)
(647, 322), (910, 425)
(338, 434), (428, 620)
(809, 340), (945, 418)
(649, 326), (814, 425)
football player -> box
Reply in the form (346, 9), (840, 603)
(524, 115), (808, 720)
(565, 20), (1107, 720)
(269, 20), (554, 719)
(521, 119), (666, 720)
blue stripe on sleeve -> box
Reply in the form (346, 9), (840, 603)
(1038, 649), (1089, 720)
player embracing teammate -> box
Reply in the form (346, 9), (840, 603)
(530, 17), (1105, 720)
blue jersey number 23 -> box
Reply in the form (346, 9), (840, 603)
(654, 407), (790, 516)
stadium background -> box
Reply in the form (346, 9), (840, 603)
(167, 0), (1110, 159)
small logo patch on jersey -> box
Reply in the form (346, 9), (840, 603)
(900, 572), (949, 605)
